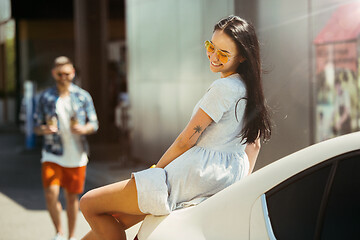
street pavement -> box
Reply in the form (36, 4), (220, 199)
(0, 124), (144, 240)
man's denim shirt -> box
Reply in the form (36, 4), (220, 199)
(34, 84), (99, 156)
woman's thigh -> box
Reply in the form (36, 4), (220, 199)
(81, 178), (143, 216)
(112, 212), (146, 229)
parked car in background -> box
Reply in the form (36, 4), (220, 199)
(126, 131), (360, 240)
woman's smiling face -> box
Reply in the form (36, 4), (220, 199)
(207, 30), (244, 78)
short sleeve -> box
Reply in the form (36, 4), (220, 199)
(199, 81), (245, 123)
(84, 91), (99, 131)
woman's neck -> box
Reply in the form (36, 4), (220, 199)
(221, 72), (237, 78)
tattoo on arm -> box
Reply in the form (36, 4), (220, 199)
(189, 125), (203, 139)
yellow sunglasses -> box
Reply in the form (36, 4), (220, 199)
(204, 40), (235, 64)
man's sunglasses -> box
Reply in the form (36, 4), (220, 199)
(204, 40), (235, 64)
(57, 72), (72, 77)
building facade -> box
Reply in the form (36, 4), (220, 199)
(1, 0), (359, 169)
(126, 0), (360, 169)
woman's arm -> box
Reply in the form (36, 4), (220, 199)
(155, 108), (213, 168)
(245, 137), (261, 175)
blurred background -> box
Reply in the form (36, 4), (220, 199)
(0, 0), (360, 171)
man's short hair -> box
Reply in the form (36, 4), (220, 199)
(53, 56), (74, 68)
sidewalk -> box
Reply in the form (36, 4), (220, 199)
(86, 158), (147, 188)
(0, 124), (145, 239)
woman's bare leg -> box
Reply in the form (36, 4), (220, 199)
(81, 230), (98, 240)
(80, 178), (145, 240)
(82, 214), (145, 240)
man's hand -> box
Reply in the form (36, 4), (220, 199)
(34, 125), (58, 135)
(71, 123), (94, 135)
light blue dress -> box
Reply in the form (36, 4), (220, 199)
(132, 73), (249, 216)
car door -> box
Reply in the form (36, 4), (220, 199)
(258, 150), (360, 240)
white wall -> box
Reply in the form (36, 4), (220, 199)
(126, 0), (353, 167)
(126, 0), (234, 163)
(258, 0), (312, 167)
(235, 0), (356, 169)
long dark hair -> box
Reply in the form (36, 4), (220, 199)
(214, 16), (271, 143)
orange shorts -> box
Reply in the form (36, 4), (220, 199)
(42, 162), (87, 194)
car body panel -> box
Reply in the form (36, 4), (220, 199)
(128, 132), (360, 240)
(250, 195), (274, 240)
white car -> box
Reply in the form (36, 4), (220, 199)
(126, 131), (360, 240)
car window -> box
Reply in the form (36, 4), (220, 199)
(321, 154), (360, 239)
(263, 151), (360, 240)
(265, 164), (332, 240)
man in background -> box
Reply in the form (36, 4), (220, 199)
(34, 56), (98, 240)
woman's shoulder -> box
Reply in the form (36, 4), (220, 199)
(211, 74), (246, 95)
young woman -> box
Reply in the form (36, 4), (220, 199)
(80, 15), (271, 240)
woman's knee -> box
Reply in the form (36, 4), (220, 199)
(79, 189), (96, 215)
